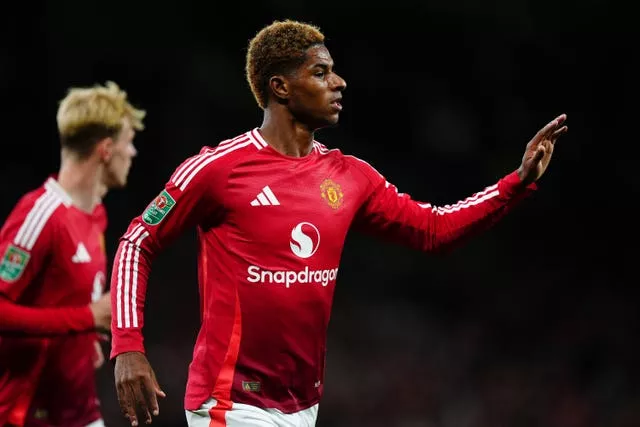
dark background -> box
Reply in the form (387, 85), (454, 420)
(1, 1), (639, 426)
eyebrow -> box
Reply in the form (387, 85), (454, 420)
(310, 63), (333, 71)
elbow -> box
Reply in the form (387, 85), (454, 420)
(422, 230), (465, 256)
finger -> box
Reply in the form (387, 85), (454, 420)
(535, 119), (558, 141)
(541, 114), (567, 140)
(151, 370), (167, 398)
(130, 381), (152, 425)
(98, 332), (111, 342)
(550, 125), (568, 143)
(542, 119), (561, 140)
(554, 113), (567, 126)
(117, 383), (139, 427)
(545, 113), (564, 129)
(142, 376), (161, 417)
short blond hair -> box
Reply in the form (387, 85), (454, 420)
(246, 20), (325, 109)
(57, 81), (145, 157)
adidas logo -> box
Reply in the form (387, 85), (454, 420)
(250, 186), (280, 206)
(72, 242), (92, 263)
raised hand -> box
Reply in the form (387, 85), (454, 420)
(517, 114), (568, 185)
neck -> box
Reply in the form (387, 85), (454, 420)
(259, 107), (314, 157)
(57, 151), (107, 213)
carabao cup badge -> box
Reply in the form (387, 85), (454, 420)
(142, 190), (176, 225)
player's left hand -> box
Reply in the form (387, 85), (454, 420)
(517, 114), (568, 185)
(93, 340), (105, 369)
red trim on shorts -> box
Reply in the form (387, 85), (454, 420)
(208, 399), (232, 427)
(208, 290), (242, 427)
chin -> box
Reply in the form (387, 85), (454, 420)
(314, 115), (340, 130)
(107, 177), (127, 190)
(116, 177), (128, 188)
(115, 170), (131, 188)
(328, 110), (342, 123)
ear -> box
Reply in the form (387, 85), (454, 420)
(268, 75), (289, 102)
(96, 138), (114, 162)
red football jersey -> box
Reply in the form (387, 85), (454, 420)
(111, 129), (535, 414)
(0, 178), (106, 427)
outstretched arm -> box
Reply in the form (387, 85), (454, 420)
(353, 114), (567, 252)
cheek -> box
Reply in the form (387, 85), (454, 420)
(305, 84), (325, 101)
(294, 91), (324, 115)
(292, 81), (323, 102)
(113, 149), (130, 164)
(108, 155), (125, 172)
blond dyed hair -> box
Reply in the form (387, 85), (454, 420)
(246, 20), (325, 109)
(57, 81), (145, 158)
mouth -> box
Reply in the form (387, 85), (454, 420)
(330, 98), (343, 112)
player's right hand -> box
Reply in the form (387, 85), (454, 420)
(115, 351), (166, 426)
(89, 292), (111, 331)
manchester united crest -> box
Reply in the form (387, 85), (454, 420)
(320, 179), (344, 209)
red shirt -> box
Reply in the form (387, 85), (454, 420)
(0, 178), (106, 426)
(110, 129), (535, 413)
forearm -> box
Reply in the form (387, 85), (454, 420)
(427, 171), (535, 251)
(357, 170), (536, 253)
(0, 297), (94, 335)
(110, 228), (152, 358)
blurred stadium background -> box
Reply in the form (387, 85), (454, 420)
(1, 1), (638, 426)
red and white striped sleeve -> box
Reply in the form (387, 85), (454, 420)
(0, 186), (95, 334)
(110, 140), (242, 358)
(350, 157), (537, 253)
(0, 187), (65, 301)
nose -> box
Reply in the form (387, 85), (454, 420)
(129, 144), (138, 158)
(331, 73), (347, 92)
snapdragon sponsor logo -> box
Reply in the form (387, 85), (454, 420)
(247, 265), (339, 288)
(290, 222), (320, 259)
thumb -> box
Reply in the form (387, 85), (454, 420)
(533, 146), (545, 163)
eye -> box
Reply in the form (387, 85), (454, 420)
(314, 71), (325, 78)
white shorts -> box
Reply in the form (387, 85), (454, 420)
(86, 419), (105, 427)
(185, 398), (318, 427)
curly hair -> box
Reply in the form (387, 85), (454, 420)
(57, 81), (145, 158)
(246, 20), (325, 109)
